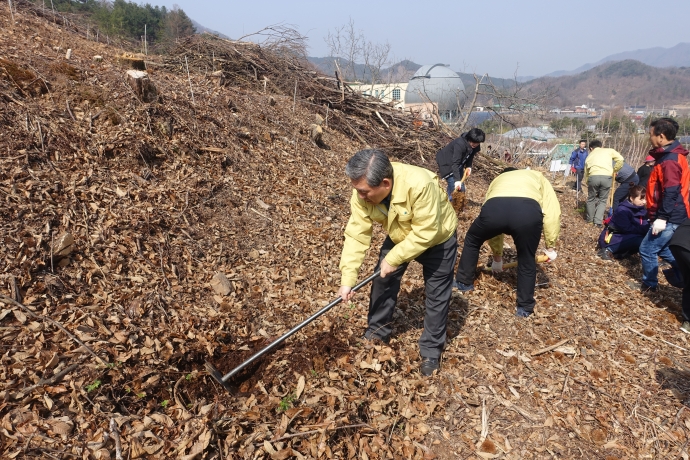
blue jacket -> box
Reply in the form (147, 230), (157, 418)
(569, 148), (588, 170)
(598, 200), (649, 248)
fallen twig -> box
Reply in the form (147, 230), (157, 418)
(0, 293), (108, 366)
(109, 418), (123, 460)
(267, 423), (373, 443)
(627, 326), (689, 352)
(249, 207), (273, 222)
(66, 99), (75, 121)
(15, 363), (79, 398)
(531, 338), (570, 356)
(571, 377), (616, 399)
(10, 275), (21, 302)
(479, 397), (489, 443)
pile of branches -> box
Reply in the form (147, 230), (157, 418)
(161, 34), (477, 167)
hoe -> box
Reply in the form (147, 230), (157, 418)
(206, 270), (380, 392)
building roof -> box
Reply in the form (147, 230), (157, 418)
(502, 127), (556, 141)
(404, 64), (465, 112)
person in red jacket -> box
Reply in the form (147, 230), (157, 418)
(637, 118), (690, 292)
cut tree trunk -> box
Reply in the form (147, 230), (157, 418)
(126, 70), (158, 103)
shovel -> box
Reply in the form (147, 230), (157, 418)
(451, 169), (470, 213)
(206, 270), (380, 392)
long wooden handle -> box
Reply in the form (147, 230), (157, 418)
(482, 254), (550, 271)
(457, 168), (470, 186)
(607, 172), (616, 209)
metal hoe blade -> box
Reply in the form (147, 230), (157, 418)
(207, 270), (380, 391)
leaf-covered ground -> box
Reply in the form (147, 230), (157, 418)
(1, 3), (690, 459)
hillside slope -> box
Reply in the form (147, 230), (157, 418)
(1, 3), (690, 460)
(525, 59), (690, 107)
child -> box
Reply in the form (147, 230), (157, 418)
(598, 185), (650, 260)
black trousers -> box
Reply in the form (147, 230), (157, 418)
(368, 233), (457, 359)
(669, 244), (690, 322)
(456, 197), (543, 313)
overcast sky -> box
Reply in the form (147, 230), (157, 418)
(157, 0), (690, 78)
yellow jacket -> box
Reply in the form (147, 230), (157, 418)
(484, 170), (561, 255)
(339, 162), (458, 287)
(583, 147), (624, 183)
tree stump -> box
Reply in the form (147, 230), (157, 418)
(126, 70), (158, 103)
(118, 53), (146, 70)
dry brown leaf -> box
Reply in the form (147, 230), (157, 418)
(12, 310), (27, 324)
(295, 375), (305, 399)
(181, 429), (211, 460)
(49, 420), (74, 436)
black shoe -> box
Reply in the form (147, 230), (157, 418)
(362, 330), (390, 344)
(597, 249), (613, 261)
(420, 358), (440, 376)
(627, 281), (657, 293)
(516, 307), (532, 317)
(453, 280), (474, 292)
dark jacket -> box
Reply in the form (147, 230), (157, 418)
(615, 163), (637, 184)
(569, 148), (588, 170)
(646, 140), (690, 224)
(599, 200), (650, 249)
(436, 133), (479, 180)
(637, 164), (652, 189)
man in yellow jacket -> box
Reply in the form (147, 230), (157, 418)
(338, 149), (458, 376)
(583, 139), (624, 226)
(454, 168), (561, 317)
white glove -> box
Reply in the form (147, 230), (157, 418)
(491, 258), (503, 272)
(454, 182), (463, 191)
(465, 167), (472, 177)
(543, 248), (557, 261)
(652, 219), (667, 235)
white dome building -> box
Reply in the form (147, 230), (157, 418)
(405, 64), (465, 120)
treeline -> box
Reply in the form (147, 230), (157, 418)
(36, 0), (195, 46)
(549, 115), (690, 139)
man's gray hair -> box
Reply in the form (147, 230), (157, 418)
(345, 149), (394, 186)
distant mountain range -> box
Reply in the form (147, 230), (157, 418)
(306, 57), (518, 93)
(523, 59), (690, 107)
(191, 21), (690, 107)
(307, 56), (690, 107)
(307, 57), (420, 83)
(541, 42), (690, 79)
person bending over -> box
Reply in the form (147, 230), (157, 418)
(435, 128), (485, 199)
(337, 149), (458, 376)
(453, 168), (561, 317)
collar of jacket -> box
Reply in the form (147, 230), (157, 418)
(389, 170), (408, 205)
(619, 200), (645, 213)
(651, 140), (689, 158)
